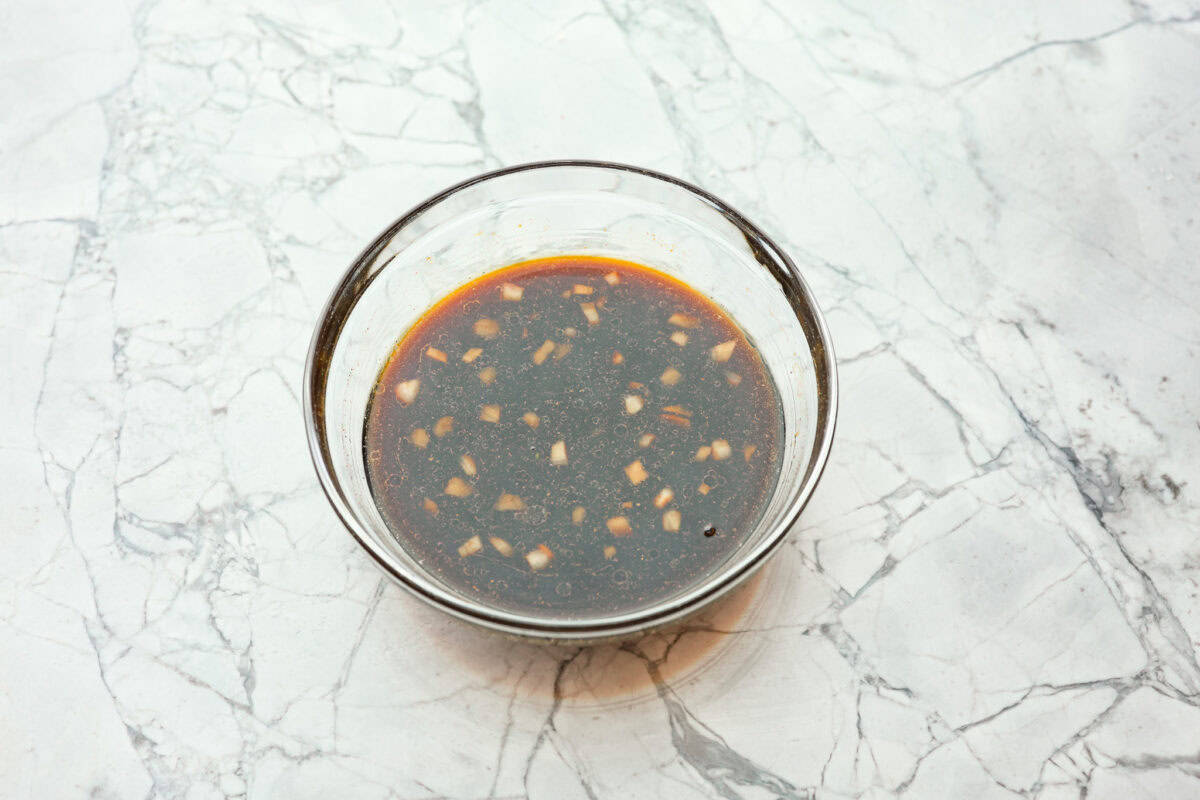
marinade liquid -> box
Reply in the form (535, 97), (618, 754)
(364, 256), (784, 616)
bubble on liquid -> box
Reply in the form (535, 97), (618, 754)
(555, 581), (573, 597)
(517, 504), (550, 526)
(613, 422), (628, 438)
(613, 569), (631, 586)
(512, 466), (533, 484)
(382, 470), (406, 491)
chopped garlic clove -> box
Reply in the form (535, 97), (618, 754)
(580, 302), (599, 325)
(660, 367), (682, 386)
(604, 545), (617, 559)
(611, 351), (624, 365)
(444, 477), (473, 497)
(458, 535), (482, 557)
(606, 516), (633, 537)
(572, 506), (586, 525)
(425, 347), (447, 363)
(667, 312), (697, 328)
(473, 318), (500, 338)
(394, 379), (420, 404)
(653, 487), (675, 508)
(662, 509), (682, 532)
(573, 284), (594, 295)
(710, 340), (736, 362)
(411, 428), (430, 448)
(480, 404), (501, 423)
(522, 412), (540, 428)
(495, 493), (526, 511)
(489, 537), (514, 556)
(694, 445), (711, 461)
(638, 433), (656, 448)
(624, 394), (644, 415)
(624, 460), (649, 485)
(550, 440), (568, 465)
(423, 497), (439, 516)
(711, 439), (732, 460)
(462, 347), (483, 363)
(460, 454), (477, 477)
(500, 282), (524, 301)
(669, 331), (688, 346)
(478, 366), (497, 384)
(532, 339), (555, 365)
(525, 545), (553, 570)
(434, 416), (454, 437)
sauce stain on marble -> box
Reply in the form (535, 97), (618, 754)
(436, 564), (773, 707)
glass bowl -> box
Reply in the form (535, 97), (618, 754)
(303, 161), (837, 642)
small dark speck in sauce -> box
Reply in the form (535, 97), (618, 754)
(363, 255), (784, 617)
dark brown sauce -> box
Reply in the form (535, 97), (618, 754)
(364, 256), (783, 617)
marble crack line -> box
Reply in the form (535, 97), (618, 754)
(326, 577), (386, 741)
(1010, 401), (1200, 696)
(894, 353), (995, 466)
(520, 649), (598, 799)
(623, 645), (814, 800)
(332, 578), (386, 693)
(818, 620), (916, 700)
(1027, 687), (1136, 792)
(692, 0), (966, 320)
(962, 337), (1200, 696)
(946, 10), (1200, 88)
(953, 676), (1136, 738)
(82, 620), (168, 797)
(1106, 750), (1200, 771)
(486, 657), (537, 800)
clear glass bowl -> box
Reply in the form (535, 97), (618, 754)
(303, 161), (837, 641)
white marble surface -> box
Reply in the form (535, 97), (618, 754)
(3, 0), (1199, 797)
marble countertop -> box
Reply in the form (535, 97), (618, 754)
(4, 0), (1199, 797)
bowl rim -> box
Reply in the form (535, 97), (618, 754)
(303, 159), (838, 640)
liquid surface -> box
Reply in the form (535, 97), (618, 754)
(364, 256), (783, 617)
